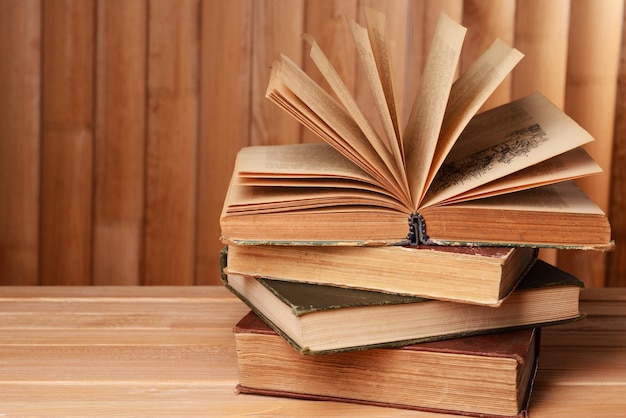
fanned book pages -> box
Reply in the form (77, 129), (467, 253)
(220, 10), (613, 250)
(234, 311), (540, 418)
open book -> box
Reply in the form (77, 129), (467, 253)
(221, 10), (613, 250)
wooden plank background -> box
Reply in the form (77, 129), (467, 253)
(0, 0), (624, 287)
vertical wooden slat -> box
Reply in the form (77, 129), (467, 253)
(0, 0), (41, 285)
(249, 0), (305, 146)
(461, 0), (516, 110)
(0, 0), (624, 287)
(301, 0), (358, 143)
(512, 0), (570, 103)
(40, 0), (94, 285)
(93, 0), (147, 285)
(559, 0), (624, 287)
(607, 7), (626, 287)
(196, 0), (253, 286)
(513, 0), (570, 267)
(144, 0), (200, 285)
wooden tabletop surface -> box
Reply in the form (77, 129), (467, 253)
(0, 286), (624, 417)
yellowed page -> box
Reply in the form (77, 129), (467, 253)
(424, 39), (524, 197)
(403, 13), (466, 210)
(446, 181), (606, 215)
(304, 35), (408, 202)
(226, 144), (410, 214)
(266, 57), (407, 201)
(436, 147), (602, 204)
(348, 12), (411, 205)
(363, 7), (402, 146)
(363, 8), (410, 200)
(236, 143), (376, 181)
(422, 92), (596, 207)
(347, 17), (405, 176)
(265, 82), (384, 185)
(226, 177), (407, 215)
(241, 177), (394, 198)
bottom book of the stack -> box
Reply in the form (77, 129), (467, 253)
(234, 311), (539, 418)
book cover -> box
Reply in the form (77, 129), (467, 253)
(234, 311), (539, 418)
(222, 247), (582, 354)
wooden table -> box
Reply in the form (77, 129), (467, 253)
(0, 286), (624, 417)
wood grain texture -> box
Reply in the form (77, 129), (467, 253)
(513, 0), (571, 267)
(558, 0), (624, 287)
(144, 0), (200, 285)
(40, 0), (95, 285)
(461, 0), (516, 110)
(0, 1), (624, 287)
(196, 0), (253, 285)
(565, 0), (623, 213)
(512, 0), (570, 104)
(301, 0), (358, 143)
(0, 0), (41, 285)
(93, 0), (147, 285)
(250, 0), (305, 146)
(607, 10), (626, 287)
(0, 286), (623, 416)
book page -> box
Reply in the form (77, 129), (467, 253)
(403, 13), (467, 210)
(266, 58), (404, 200)
(363, 8), (402, 147)
(347, 17), (402, 167)
(304, 35), (408, 202)
(236, 143), (385, 186)
(240, 177), (394, 198)
(231, 143), (409, 212)
(424, 39), (524, 197)
(444, 181), (605, 215)
(434, 147), (602, 205)
(421, 92), (595, 207)
(225, 179), (408, 215)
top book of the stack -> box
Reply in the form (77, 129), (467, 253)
(220, 9), (613, 250)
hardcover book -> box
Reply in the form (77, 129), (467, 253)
(222, 250), (582, 355)
(225, 244), (538, 305)
(220, 10), (612, 250)
(234, 311), (540, 418)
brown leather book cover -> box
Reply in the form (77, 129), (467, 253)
(236, 385), (530, 418)
(234, 311), (539, 418)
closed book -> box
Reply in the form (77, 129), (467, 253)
(234, 311), (539, 418)
(226, 244), (538, 305)
(222, 250), (582, 354)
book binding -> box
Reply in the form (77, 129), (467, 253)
(408, 212), (432, 245)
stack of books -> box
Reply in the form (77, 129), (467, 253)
(219, 10), (613, 418)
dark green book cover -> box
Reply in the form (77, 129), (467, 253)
(220, 247), (583, 354)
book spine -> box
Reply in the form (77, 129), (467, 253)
(407, 212), (433, 245)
